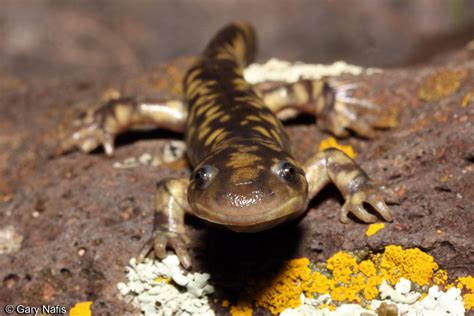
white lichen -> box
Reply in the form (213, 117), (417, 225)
(151, 141), (186, 167)
(113, 157), (140, 169)
(117, 256), (215, 316)
(378, 278), (421, 304)
(371, 279), (465, 316)
(119, 257), (467, 316)
(280, 278), (465, 316)
(113, 141), (186, 169)
(0, 225), (23, 254)
(244, 58), (381, 85)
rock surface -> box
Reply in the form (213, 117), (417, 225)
(0, 26), (473, 316)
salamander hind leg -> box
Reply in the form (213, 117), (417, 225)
(316, 79), (388, 138)
(304, 148), (397, 224)
(256, 79), (394, 138)
(137, 178), (192, 269)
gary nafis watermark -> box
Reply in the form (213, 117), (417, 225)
(4, 304), (67, 314)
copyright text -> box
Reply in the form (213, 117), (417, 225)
(4, 304), (67, 314)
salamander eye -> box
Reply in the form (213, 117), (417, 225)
(191, 165), (217, 189)
(276, 161), (298, 183)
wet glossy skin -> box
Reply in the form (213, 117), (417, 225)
(61, 21), (398, 268)
(187, 140), (308, 231)
(181, 22), (310, 231)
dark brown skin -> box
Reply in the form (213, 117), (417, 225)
(60, 22), (398, 269)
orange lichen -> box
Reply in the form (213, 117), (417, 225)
(306, 271), (331, 295)
(319, 137), (357, 158)
(0, 192), (14, 202)
(323, 252), (384, 303)
(319, 303), (337, 311)
(225, 246), (473, 314)
(363, 275), (382, 300)
(463, 294), (474, 310)
(376, 245), (439, 286)
(456, 276), (474, 309)
(359, 260), (377, 277)
(433, 269), (448, 285)
(252, 258), (311, 314)
(70, 301), (92, 316)
(462, 91), (472, 107)
(154, 276), (171, 284)
(221, 299), (230, 308)
(418, 69), (468, 102)
(230, 301), (253, 316)
(457, 276), (474, 292)
(326, 252), (359, 285)
(375, 107), (399, 128)
(366, 223), (385, 237)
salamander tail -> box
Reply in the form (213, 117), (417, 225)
(203, 21), (257, 68)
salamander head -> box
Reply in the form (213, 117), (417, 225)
(187, 143), (308, 232)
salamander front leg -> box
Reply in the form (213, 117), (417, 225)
(303, 148), (397, 223)
(57, 97), (186, 156)
(138, 178), (192, 269)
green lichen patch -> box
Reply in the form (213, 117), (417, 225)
(418, 69), (469, 102)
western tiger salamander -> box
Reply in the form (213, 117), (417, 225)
(60, 22), (398, 268)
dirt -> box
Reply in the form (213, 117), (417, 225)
(1, 5), (474, 314)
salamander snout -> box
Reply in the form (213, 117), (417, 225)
(187, 157), (308, 230)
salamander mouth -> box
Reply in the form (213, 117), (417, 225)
(192, 195), (306, 231)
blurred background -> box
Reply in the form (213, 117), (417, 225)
(1, 0), (473, 77)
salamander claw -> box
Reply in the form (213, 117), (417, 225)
(56, 97), (126, 157)
(344, 118), (376, 139)
(57, 115), (118, 156)
(137, 238), (154, 263)
(170, 238), (192, 269)
(379, 185), (400, 204)
(101, 132), (115, 156)
(340, 185), (393, 224)
(139, 230), (192, 269)
(320, 80), (385, 138)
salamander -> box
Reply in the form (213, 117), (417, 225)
(60, 22), (398, 269)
